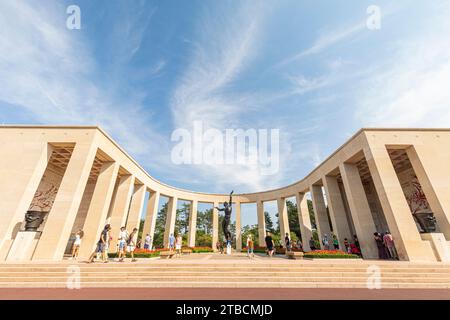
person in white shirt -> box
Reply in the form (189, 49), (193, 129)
(71, 229), (84, 260)
(118, 226), (128, 262)
(144, 234), (151, 250)
(126, 228), (138, 262)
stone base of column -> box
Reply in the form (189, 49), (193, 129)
(421, 233), (450, 262)
(6, 231), (40, 261)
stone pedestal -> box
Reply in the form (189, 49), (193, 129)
(6, 231), (40, 261)
(421, 233), (450, 262)
(226, 243), (231, 255)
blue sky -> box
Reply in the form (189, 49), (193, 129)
(2, 1), (450, 226)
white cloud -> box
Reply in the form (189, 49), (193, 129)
(355, 4), (450, 127)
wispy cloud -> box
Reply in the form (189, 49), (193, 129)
(0, 1), (168, 166)
(355, 3), (450, 128)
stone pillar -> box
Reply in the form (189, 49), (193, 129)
(141, 191), (160, 250)
(339, 162), (378, 259)
(0, 142), (52, 260)
(163, 196), (178, 248)
(364, 146), (435, 261)
(235, 202), (242, 251)
(33, 142), (97, 260)
(126, 184), (146, 232)
(406, 145), (450, 239)
(257, 200), (266, 247)
(310, 185), (332, 248)
(78, 161), (119, 259)
(108, 174), (135, 252)
(323, 175), (353, 250)
(296, 193), (313, 251)
(187, 200), (198, 247)
(212, 201), (219, 250)
(277, 197), (290, 241)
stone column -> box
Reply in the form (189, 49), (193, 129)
(0, 142), (53, 260)
(78, 161), (119, 259)
(126, 183), (147, 232)
(364, 146), (435, 261)
(257, 200), (266, 247)
(187, 200), (198, 247)
(277, 197), (290, 241)
(108, 174), (135, 252)
(141, 191), (160, 250)
(406, 145), (450, 239)
(310, 185), (332, 248)
(339, 162), (378, 259)
(212, 201), (219, 250)
(296, 192), (313, 251)
(33, 142), (98, 260)
(163, 196), (178, 248)
(323, 175), (353, 250)
(235, 202), (242, 250)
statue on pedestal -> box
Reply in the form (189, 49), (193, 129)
(24, 210), (47, 231)
(215, 190), (234, 242)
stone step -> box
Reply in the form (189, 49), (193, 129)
(0, 281), (448, 289)
(0, 271), (449, 278)
(1, 275), (449, 283)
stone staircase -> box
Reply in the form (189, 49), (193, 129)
(1, 255), (450, 288)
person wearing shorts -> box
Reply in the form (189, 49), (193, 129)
(168, 233), (175, 253)
(246, 234), (254, 258)
(265, 232), (274, 257)
(88, 224), (110, 263)
(175, 234), (182, 258)
(126, 228), (138, 262)
(117, 226), (128, 262)
(71, 229), (83, 260)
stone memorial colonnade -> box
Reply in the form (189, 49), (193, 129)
(1, 125), (450, 262)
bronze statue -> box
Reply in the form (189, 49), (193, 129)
(215, 190), (233, 241)
(24, 210), (47, 231)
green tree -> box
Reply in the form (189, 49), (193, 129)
(241, 224), (259, 247)
(153, 202), (167, 248)
(195, 208), (213, 246)
(264, 211), (275, 233)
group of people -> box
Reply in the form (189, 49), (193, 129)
(168, 233), (183, 257)
(374, 231), (399, 260)
(68, 224), (140, 263)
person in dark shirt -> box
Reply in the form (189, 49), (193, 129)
(284, 233), (291, 255)
(309, 237), (316, 251)
(265, 232), (274, 257)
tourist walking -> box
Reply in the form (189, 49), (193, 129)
(309, 237), (316, 251)
(332, 234), (339, 250)
(169, 233), (175, 253)
(383, 231), (398, 260)
(296, 239), (303, 251)
(374, 232), (388, 259)
(117, 226), (128, 262)
(322, 234), (329, 250)
(344, 238), (350, 253)
(88, 224), (110, 263)
(353, 235), (360, 251)
(175, 234), (182, 258)
(246, 234), (254, 258)
(265, 232), (275, 257)
(144, 234), (151, 250)
(284, 233), (291, 254)
(127, 228), (138, 262)
(70, 229), (83, 260)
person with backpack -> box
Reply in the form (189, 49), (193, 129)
(88, 224), (111, 263)
(127, 228), (138, 262)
